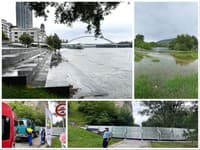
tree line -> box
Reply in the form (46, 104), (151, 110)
(69, 101), (134, 126)
(135, 34), (198, 51)
(8, 102), (45, 126)
(134, 34), (156, 50)
(17, 32), (62, 50)
(169, 34), (197, 51)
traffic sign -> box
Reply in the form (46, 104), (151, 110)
(55, 103), (66, 117)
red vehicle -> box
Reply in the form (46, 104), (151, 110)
(2, 102), (17, 148)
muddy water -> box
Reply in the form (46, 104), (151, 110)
(46, 48), (132, 99)
(135, 50), (198, 81)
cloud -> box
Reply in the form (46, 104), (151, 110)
(1, 2), (131, 42)
(33, 2), (132, 42)
(135, 2), (198, 41)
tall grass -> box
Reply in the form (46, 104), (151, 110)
(2, 84), (60, 98)
(135, 74), (198, 98)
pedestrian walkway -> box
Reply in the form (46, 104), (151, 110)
(15, 136), (47, 148)
(32, 52), (52, 87)
(109, 139), (151, 148)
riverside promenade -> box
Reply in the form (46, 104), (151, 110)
(2, 47), (52, 87)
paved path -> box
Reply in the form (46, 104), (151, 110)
(109, 139), (151, 148)
(15, 136), (47, 148)
(32, 52), (52, 87)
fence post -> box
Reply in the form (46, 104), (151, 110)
(125, 127), (128, 139)
(157, 127), (161, 141)
(141, 126), (143, 141)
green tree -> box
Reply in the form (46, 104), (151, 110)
(29, 2), (119, 37)
(78, 101), (134, 125)
(134, 34), (153, 50)
(2, 31), (9, 41)
(46, 33), (62, 50)
(8, 102), (45, 126)
(169, 34), (198, 51)
(135, 34), (144, 42)
(140, 101), (197, 129)
(183, 101), (198, 141)
(19, 33), (33, 47)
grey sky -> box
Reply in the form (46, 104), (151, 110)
(135, 2), (198, 42)
(0, 1), (131, 42)
(132, 101), (194, 127)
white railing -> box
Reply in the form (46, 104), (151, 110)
(86, 125), (193, 141)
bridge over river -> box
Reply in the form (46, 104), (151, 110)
(87, 125), (193, 141)
(62, 36), (132, 48)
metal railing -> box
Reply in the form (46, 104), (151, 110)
(86, 125), (193, 141)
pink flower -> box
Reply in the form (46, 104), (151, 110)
(59, 132), (66, 144)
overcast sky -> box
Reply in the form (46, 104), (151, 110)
(132, 101), (194, 126)
(0, 1), (132, 42)
(135, 2), (198, 42)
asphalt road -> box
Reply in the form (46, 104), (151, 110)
(15, 136), (46, 148)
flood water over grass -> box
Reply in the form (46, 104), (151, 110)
(135, 49), (198, 98)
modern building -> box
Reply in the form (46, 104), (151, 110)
(11, 27), (47, 43)
(1, 19), (13, 40)
(16, 2), (33, 28)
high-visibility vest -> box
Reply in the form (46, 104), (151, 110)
(27, 128), (33, 133)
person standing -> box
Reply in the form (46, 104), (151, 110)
(102, 128), (112, 148)
(26, 127), (33, 146)
(40, 128), (46, 145)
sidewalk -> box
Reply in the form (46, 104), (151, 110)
(109, 139), (151, 148)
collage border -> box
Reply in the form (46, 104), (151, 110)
(0, 0), (200, 149)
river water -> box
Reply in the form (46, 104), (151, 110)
(46, 48), (132, 99)
(135, 50), (198, 81)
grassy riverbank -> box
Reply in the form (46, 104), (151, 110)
(151, 141), (198, 148)
(169, 51), (197, 59)
(135, 51), (160, 62)
(169, 51), (197, 64)
(68, 102), (122, 148)
(2, 84), (60, 98)
(135, 74), (198, 98)
(68, 125), (121, 148)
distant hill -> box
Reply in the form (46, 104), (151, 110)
(157, 38), (174, 44)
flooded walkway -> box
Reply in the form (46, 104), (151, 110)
(46, 48), (132, 99)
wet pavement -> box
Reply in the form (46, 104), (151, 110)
(46, 48), (132, 99)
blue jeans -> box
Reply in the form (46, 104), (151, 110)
(102, 138), (108, 148)
(28, 133), (32, 146)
